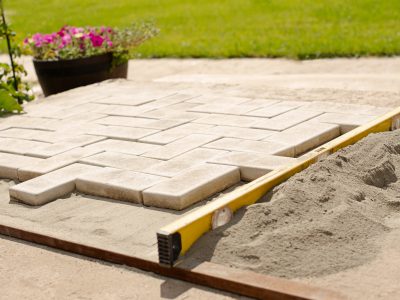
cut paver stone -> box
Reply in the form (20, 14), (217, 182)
(142, 164), (240, 210)
(313, 113), (378, 133)
(139, 109), (205, 122)
(0, 153), (42, 180)
(208, 152), (296, 181)
(76, 167), (166, 204)
(203, 137), (294, 157)
(80, 151), (161, 171)
(251, 109), (322, 131)
(84, 139), (161, 156)
(143, 148), (228, 177)
(18, 147), (103, 181)
(95, 116), (185, 130)
(142, 134), (220, 160)
(302, 101), (379, 115)
(264, 121), (340, 156)
(9, 163), (100, 206)
(140, 123), (215, 145)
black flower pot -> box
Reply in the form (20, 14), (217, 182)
(33, 52), (128, 96)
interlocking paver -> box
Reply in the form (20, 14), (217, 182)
(86, 125), (158, 141)
(84, 139), (161, 156)
(9, 163), (100, 206)
(0, 153), (42, 180)
(189, 103), (260, 115)
(245, 102), (303, 118)
(203, 137), (295, 157)
(18, 147), (102, 181)
(185, 95), (251, 105)
(26, 135), (105, 158)
(143, 164), (240, 210)
(143, 148), (228, 177)
(264, 121), (340, 156)
(95, 116), (185, 130)
(139, 109), (205, 121)
(76, 167), (166, 203)
(314, 113), (378, 133)
(208, 152), (296, 181)
(142, 134), (220, 160)
(0, 138), (50, 155)
(80, 151), (161, 171)
(140, 123), (215, 145)
(204, 125), (275, 140)
(251, 109), (322, 131)
(193, 114), (261, 127)
(302, 101), (377, 115)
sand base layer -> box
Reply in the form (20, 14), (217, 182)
(185, 130), (400, 298)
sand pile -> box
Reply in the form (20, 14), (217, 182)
(185, 130), (400, 279)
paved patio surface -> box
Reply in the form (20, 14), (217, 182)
(0, 57), (399, 299)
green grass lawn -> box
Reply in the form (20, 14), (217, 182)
(3, 0), (400, 58)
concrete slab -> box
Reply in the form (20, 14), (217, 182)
(143, 164), (240, 210)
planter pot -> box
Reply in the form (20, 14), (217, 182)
(33, 53), (128, 97)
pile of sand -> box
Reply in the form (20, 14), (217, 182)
(185, 130), (400, 279)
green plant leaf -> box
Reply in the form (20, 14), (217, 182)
(0, 89), (22, 113)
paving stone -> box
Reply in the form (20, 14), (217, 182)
(139, 109), (205, 121)
(142, 134), (220, 160)
(241, 99), (281, 107)
(140, 123), (215, 145)
(76, 167), (166, 204)
(164, 102), (200, 111)
(0, 153), (42, 180)
(185, 95), (251, 105)
(91, 94), (163, 106)
(9, 163), (100, 206)
(264, 121), (340, 156)
(26, 135), (105, 158)
(0, 128), (51, 140)
(1, 116), (59, 131)
(251, 109), (323, 131)
(84, 139), (161, 156)
(86, 125), (158, 141)
(193, 114), (261, 127)
(18, 147), (103, 181)
(301, 101), (377, 115)
(95, 116), (185, 130)
(80, 151), (161, 171)
(203, 137), (294, 157)
(135, 93), (196, 111)
(95, 104), (153, 117)
(205, 126), (275, 140)
(208, 152), (296, 181)
(245, 102), (303, 118)
(189, 103), (260, 115)
(0, 138), (50, 155)
(314, 113), (378, 133)
(144, 148), (228, 177)
(142, 164), (240, 210)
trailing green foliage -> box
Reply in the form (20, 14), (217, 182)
(3, 0), (400, 58)
(0, 0), (33, 115)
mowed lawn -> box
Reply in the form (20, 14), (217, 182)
(4, 0), (400, 58)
